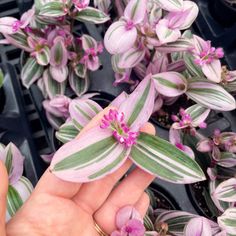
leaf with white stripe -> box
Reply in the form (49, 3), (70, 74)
(184, 52), (204, 77)
(69, 99), (102, 130)
(218, 208), (236, 236)
(214, 178), (236, 202)
(7, 176), (33, 220)
(43, 69), (66, 99)
(154, 0), (183, 11)
(131, 133), (205, 184)
(186, 81), (236, 111)
(21, 57), (44, 89)
(50, 126), (130, 182)
(39, 2), (67, 17)
(56, 120), (79, 144)
(74, 7), (110, 24)
(69, 71), (89, 97)
(185, 104), (210, 127)
(119, 75), (155, 131)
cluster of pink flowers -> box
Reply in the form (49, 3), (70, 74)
(100, 109), (139, 148)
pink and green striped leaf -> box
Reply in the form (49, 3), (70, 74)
(43, 69), (67, 99)
(69, 98), (102, 130)
(154, 0), (183, 12)
(214, 178), (236, 202)
(7, 176), (33, 221)
(185, 104), (210, 127)
(218, 208), (236, 236)
(74, 63), (87, 78)
(186, 81), (236, 111)
(39, 2), (67, 17)
(50, 126), (130, 182)
(74, 7), (110, 24)
(69, 71), (89, 96)
(49, 65), (68, 83)
(36, 46), (50, 66)
(131, 133), (205, 184)
(56, 120), (79, 144)
(152, 72), (187, 97)
(119, 75), (155, 131)
(21, 57), (44, 89)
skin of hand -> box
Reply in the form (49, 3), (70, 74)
(0, 107), (156, 236)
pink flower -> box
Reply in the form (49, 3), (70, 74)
(100, 109), (139, 148)
(73, 0), (90, 11)
(111, 206), (145, 236)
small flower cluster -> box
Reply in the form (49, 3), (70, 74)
(100, 109), (139, 148)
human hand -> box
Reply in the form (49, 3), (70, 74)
(2, 108), (155, 236)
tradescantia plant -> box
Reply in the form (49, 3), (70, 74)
(103, 0), (236, 112)
(0, 143), (33, 221)
(0, 0), (110, 98)
(50, 76), (206, 184)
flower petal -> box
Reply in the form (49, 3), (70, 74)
(51, 126), (130, 182)
(104, 20), (137, 54)
(197, 139), (212, 152)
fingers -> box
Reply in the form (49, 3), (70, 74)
(33, 169), (81, 199)
(134, 192), (150, 218)
(94, 123), (155, 233)
(72, 159), (132, 214)
(0, 161), (8, 236)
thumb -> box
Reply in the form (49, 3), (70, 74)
(0, 161), (8, 236)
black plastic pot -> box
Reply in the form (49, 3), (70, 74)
(0, 86), (6, 113)
(212, 0), (236, 27)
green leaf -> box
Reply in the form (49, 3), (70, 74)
(69, 71), (89, 96)
(131, 133), (205, 184)
(39, 2), (67, 17)
(56, 121), (79, 144)
(21, 57), (44, 89)
(7, 185), (23, 217)
(74, 7), (110, 24)
(0, 69), (4, 89)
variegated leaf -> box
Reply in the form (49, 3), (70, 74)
(51, 126), (130, 182)
(7, 176), (33, 221)
(56, 120), (79, 144)
(4, 30), (30, 52)
(119, 76), (155, 131)
(214, 178), (236, 202)
(39, 2), (67, 17)
(21, 57), (44, 89)
(131, 133), (205, 184)
(183, 52), (204, 77)
(74, 7), (110, 24)
(69, 99), (102, 130)
(43, 69), (66, 99)
(209, 180), (232, 213)
(154, 0), (183, 11)
(0, 69), (4, 89)
(36, 46), (50, 66)
(69, 71), (89, 97)
(74, 63), (87, 78)
(144, 214), (154, 231)
(185, 104), (210, 127)
(186, 81), (236, 111)
(152, 72), (187, 97)
(155, 209), (195, 235)
(218, 208), (236, 236)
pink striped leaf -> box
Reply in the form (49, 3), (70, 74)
(50, 126), (130, 182)
(214, 178), (236, 202)
(154, 0), (183, 12)
(49, 65), (68, 83)
(69, 71), (89, 96)
(124, 0), (147, 24)
(36, 46), (50, 66)
(50, 36), (68, 67)
(131, 133), (205, 184)
(118, 47), (145, 69)
(39, 2), (67, 17)
(218, 208), (236, 235)
(152, 72), (187, 97)
(69, 98), (102, 130)
(104, 20), (137, 54)
(0, 17), (18, 34)
(202, 60), (222, 83)
(184, 217), (212, 236)
(186, 81), (236, 111)
(119, 75), (155, 131)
